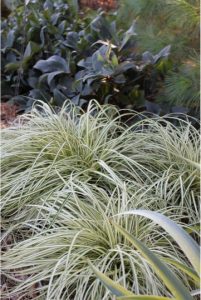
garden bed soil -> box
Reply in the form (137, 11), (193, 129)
(0, 103), (19, 128)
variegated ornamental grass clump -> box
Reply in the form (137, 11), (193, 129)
(1, 101), (156, 221)
(90, 210), (200, 299)
(1, 101), (200, 299)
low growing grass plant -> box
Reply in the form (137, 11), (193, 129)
(1, 101), (200, 299)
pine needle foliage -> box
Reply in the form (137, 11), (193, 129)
(162, 54), (200, 111)
(117, 0), (200, 111)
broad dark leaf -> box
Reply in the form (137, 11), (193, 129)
(153, 45), (171, 63)
(83, 73), (99, 84)
(145, 100), (161, 114)
(120, 21), (137, 50)
(6, 52), (17, 63)
(58, 20), (67, 34)
(90, 15), (113, 40)
(65, 32), (79, 49)
(79, 98), (87, 107)
(29, 88), (51, 101)
(90, 15), (104, 33)
(38, 73), (49, 86)
(81, 83), (93, 96)
(27, 26), (41, 43)
(171, 106), (189, 114)
(91, 45), (111, 73)
(92, 51), (105, 72)
(143, 45), (171, 65)
(50, 13), (61, 25)
(40, 26), (47, 46)
(113, 61), (136, 75)
(23, 41), (41, 59)
(113, 74), (126, 84)
(8, 95), (27, 106)
(75, 70), (86, 80)
(6, 29), (16, 48)
(24, 98), (36, 112)
(28, 76), (38, 88)
(53, 88), (67, 106)
(77, 57), (92, 69)
(47, 71), (65, 86)
(142, 51), (155, 64)
(43, 0), (53, 10)
(71, 94), (80, 105)
(34, 55), (70, 73)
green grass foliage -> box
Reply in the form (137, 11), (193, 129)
(1, 101), (200, 299)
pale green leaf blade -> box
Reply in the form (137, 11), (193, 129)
(88, 260), (134, 297)
(162, 258), (199, 284)
(190, 289), (201, 296)
(116, 210), (200, 275)
(113, 223), (193, 300)
(117, 296), (174, 300)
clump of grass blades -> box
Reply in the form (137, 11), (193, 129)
(2, 181), (198, 299)
(1, 100), (154, 221)
(1, 101), (199, 222)
(1, 100), (200, 299)
(128, 115), (200, 224)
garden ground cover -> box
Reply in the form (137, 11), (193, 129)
(1, 0), (200, 299)
(1, 101), (200, 299)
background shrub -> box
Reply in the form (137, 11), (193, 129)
(1, 0), (174, 114)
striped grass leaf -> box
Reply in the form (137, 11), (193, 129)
(162, 258), (200, 285)
(112, 223), (193, 300)
(89, 262), (175, 300)
(117, 296), (174, 300)
(190, 289), (201, 296)
(88, 260), (134, 297)
(115, 210), (200, 275)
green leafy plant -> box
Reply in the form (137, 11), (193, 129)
(90, 210), (200, 299)
(1, 0), (172, 112)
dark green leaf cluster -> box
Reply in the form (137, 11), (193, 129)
(1, 0), (171, 112)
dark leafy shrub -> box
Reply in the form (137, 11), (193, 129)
(1, 0), (171, 112)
